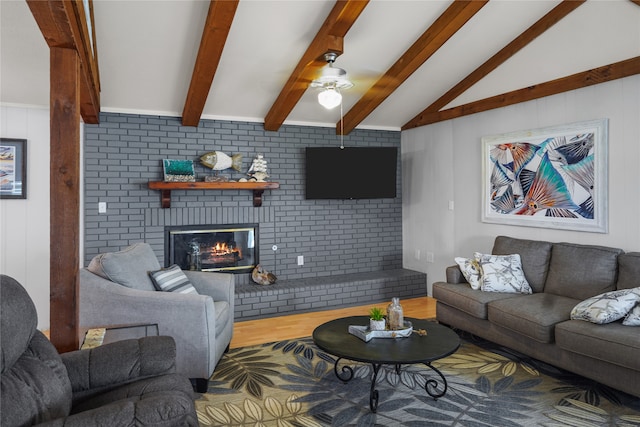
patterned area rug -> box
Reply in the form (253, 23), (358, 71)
(196, 332), (640, 426)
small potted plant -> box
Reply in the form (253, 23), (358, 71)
(369, 307), (386, 331)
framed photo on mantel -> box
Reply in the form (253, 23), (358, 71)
(481, 119), (608, 233)
(0, 138), (27, 200)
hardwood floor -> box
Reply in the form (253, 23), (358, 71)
(231, 296), (436, 348)
(44, 296), (437, 349)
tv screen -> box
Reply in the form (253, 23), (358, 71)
(305, 147), (397, 199)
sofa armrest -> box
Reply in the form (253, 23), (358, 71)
(61, 336), (176, 393)
(79, 269), (217, 379)
(445, 265), (468, 284)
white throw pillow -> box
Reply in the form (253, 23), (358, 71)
(454, 257), (482, 290)
(475, 252), (532, 294)
(623, 301), (640, 326)
(571, 288), (640, 324)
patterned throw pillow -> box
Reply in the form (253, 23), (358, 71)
(454, 257), (482, 290)
(571, 288), (640, 324)
(623, 303), (640, 326)
(149, 265), (198, 294)
(475, 252), (533, 294)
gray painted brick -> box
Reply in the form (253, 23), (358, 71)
(83, 112), (411, 311)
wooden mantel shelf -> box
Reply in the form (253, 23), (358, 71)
(148, 181), (280, 208)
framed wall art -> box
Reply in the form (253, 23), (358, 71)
(481, 119), (608, 233)
(0, 138), (27, 199)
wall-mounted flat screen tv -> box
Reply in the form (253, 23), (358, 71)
(305, 146), (397, 199)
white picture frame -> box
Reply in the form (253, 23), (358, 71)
(481, 119), (608, 233)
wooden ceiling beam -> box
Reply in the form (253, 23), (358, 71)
(263, 0), (369, 132)
(27, 0), (101, 124)
(409, 0), (584, 123)
(402, 57), (640, 129)
(337, 0), (488, 135)
(182, 0), (240, 127)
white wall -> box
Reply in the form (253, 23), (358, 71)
(1, 105), (51, 329)
(402, 75), (640, 295)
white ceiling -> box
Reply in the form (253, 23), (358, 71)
(1, 0), (639, 131)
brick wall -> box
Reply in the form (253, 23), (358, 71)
(84, 112), (402, 285)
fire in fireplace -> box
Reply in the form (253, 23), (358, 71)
(165, 224), (258, 274)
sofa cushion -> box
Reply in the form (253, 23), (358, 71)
(432, 282), (520, 320)
(488, 293), (579, 343)
(556, 319), (640, 371)
(544, 242), (622, 301)
(87, 243), (160, 292)
(617, 252), (640, 290)
(492, 236), (552, 293)
(570, 288), (640, 324)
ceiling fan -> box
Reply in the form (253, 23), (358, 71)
(310, 52), (354, 109)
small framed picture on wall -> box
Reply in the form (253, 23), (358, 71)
(0, 138), (27, 199)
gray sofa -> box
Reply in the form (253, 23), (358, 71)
(433, 235), (640, 398)
(80, 243), (235, 388)
(1, 274), (197, 426)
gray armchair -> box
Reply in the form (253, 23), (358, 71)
(1, 274), (197, 427)
(79, 243), (235, 390)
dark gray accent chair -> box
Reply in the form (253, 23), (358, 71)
(0, 274), (198, 426)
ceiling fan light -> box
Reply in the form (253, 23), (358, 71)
(318, 87), (342, 109)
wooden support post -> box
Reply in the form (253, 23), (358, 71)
(49, 47), (81, 352)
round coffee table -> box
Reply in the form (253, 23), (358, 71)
(312, 316), (460, 412)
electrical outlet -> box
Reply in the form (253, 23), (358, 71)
(448, 200), (454, 211)
(98, 202), (107, 213)
(426, 252), (435, 263)
(297, 255), (304, 266)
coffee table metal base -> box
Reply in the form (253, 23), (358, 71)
(332, 358), (448, 413)
(313, 316), (460, 413)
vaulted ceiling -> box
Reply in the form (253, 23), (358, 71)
(1, 0), (639, 134)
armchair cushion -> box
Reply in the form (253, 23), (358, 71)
(87, 243), (159, 291)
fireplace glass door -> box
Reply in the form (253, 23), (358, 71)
(165, 224), (258, 273)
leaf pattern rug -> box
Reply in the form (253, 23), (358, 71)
(196, 331), (640, 426)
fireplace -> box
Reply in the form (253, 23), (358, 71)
(165, 224), (258, 273)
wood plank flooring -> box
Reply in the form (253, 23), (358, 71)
(45, 296), (437, 349)
(231, 296), (436, 348)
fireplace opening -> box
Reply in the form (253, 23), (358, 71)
(165, 224), (258, 274)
